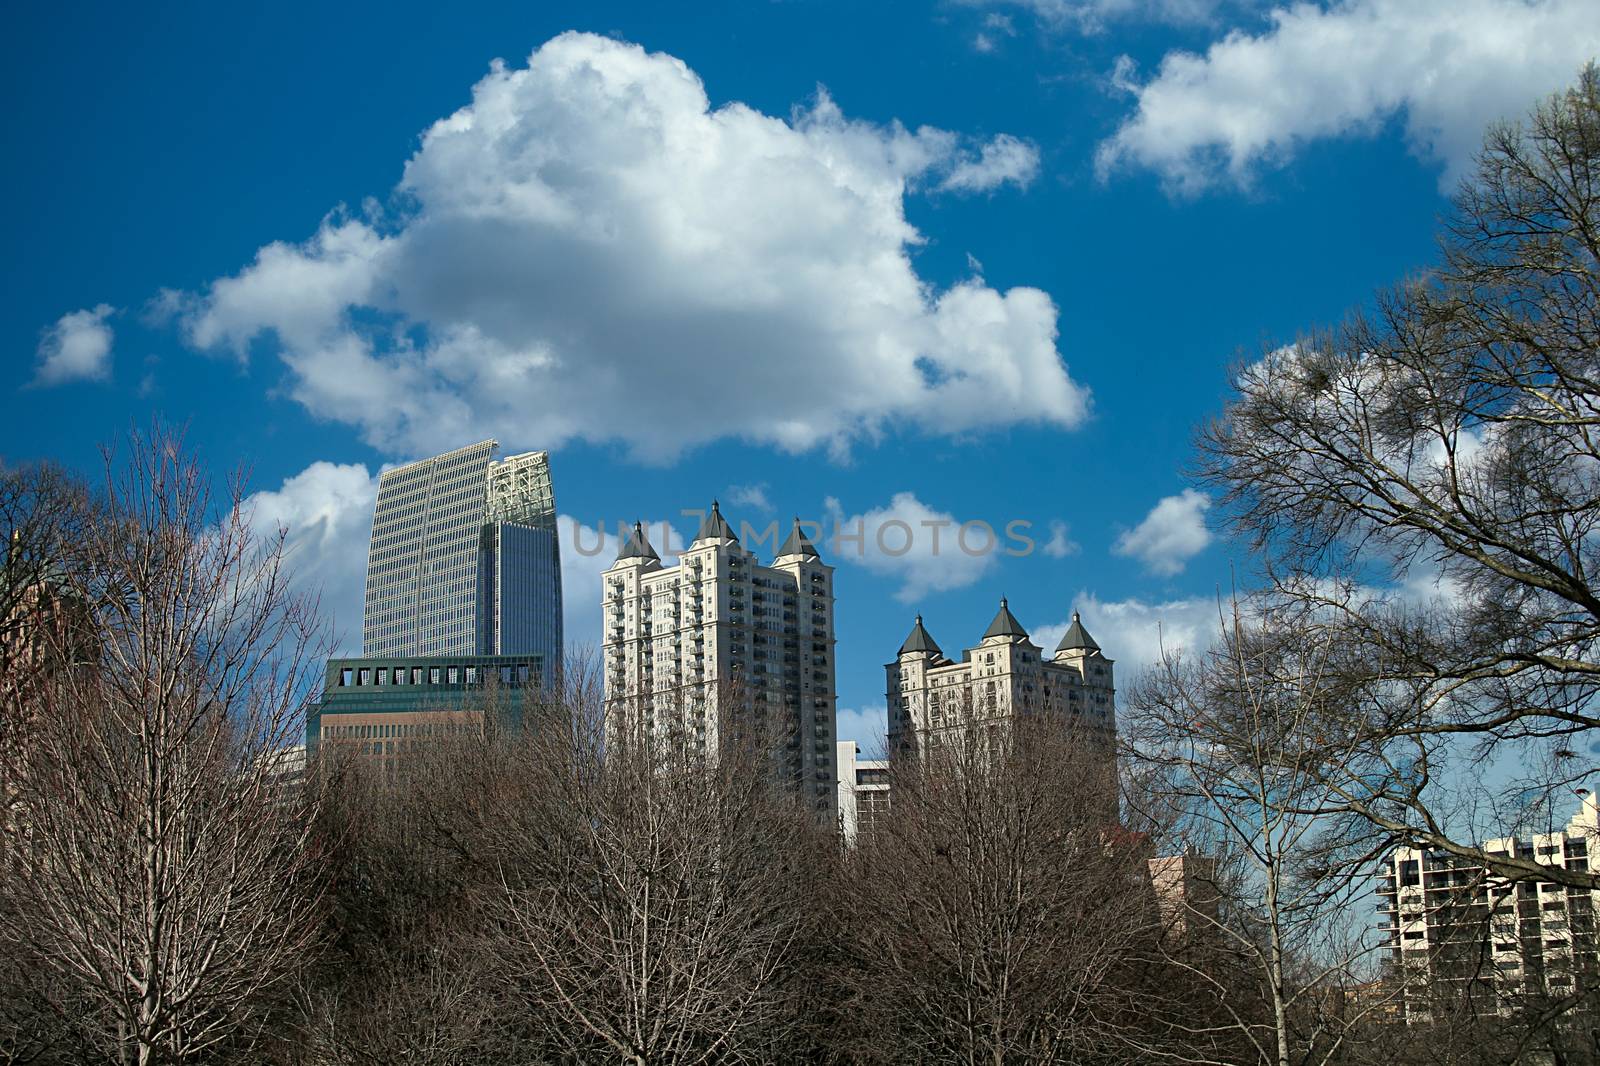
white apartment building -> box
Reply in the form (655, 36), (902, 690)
(885, 601), (1115, 759)
(836, 740), (890, 844)
(603, 503), (838, 821)
(1378, 795), (1600, 1021)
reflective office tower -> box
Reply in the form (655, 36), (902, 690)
(363, 441), (562, 666)
(603, 504), (838, 822)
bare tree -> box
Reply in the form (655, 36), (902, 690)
(0, 427), (328, 1065)
(0, 460), (93, 673)
(486, 672), (831, 1065)
(0, 462), (101, 1065)
(287, 744), (517, 1066)
(1128, 600), (1406, 1066)
(1196, 65), (1600, 889)
(0, 462), (95, 849)
(834, 715), (1170, 1065)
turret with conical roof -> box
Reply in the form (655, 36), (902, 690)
(1051, 607), (1114, 717)
(776, 517), (822, 561)
(1054, 610), (1099, 657)
(693, 500), (738, 546)
(899, 614), (942, 657)
(614, 520), (661, 565)
(981, 597), (1030, 642)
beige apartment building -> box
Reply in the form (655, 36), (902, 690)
(885, 600), (1115, 759)
(836, 739), (890, 844)
(1378, 795), (1600, 1022)
(603, 504), (838, 821)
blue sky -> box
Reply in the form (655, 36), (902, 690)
(6, 0), (1598, 749)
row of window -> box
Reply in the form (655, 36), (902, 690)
(323, 719), (474, 740)
(335, 662), (538, 688)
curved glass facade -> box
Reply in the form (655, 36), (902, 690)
(362, 442), (562, 670)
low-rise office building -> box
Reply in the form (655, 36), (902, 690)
(306, 653), (545, 771)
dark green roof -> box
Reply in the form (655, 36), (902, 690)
(778, 517), (821, 559)
(1055, 611), (1100, 654)
(981, 597), (1029, 641)
(615, 520), (660, 563)
(694, 500), (738, 545)
(899, 614), (941, 656)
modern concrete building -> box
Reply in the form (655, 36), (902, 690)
(602, 504), (838, 821)
(363, 442), (561, 668)
(1377, 795), (1600, 1022)
(309, 442), (558, 767)
(307, 653), (545, 771)
(836, 739), (890, 844)
(885, 601), (1115, 759)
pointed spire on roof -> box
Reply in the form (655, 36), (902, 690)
(777, 516), (821, 560)
(1055, 610), (1101, 655)
(899, 614), (942, 656)
(981, 597), (1029, 641)
(615, 520), (660, 563)
(694, 500), (738, 545)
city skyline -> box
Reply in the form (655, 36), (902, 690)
(8, 5), (1600, 1060)
(6, 3), (1597, 752)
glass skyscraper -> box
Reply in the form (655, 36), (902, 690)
(362, 441), (562, 667)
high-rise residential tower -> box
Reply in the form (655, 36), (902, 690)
(362, 441), (561, 667)
(1377, 796), (1600, 1023)
(602, 504), (838, 821)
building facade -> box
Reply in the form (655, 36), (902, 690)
(307, 653), (546, 771)
(602, 504), (838, 821)
(885, 601), (1116, 759)
(836, 740), (890, 844)
(363, 442), (561, 668)
(1148, 852), (1221, 944)
(1378, 795), (1600, 1022)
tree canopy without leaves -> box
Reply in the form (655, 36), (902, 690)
(1199, 65), (1600, 889)
(834, 720), (1200, 1065)
(0, 429), (328, 1066)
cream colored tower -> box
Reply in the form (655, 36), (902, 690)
(603, 504), (838, 821)
(884, 600), (1115, 759)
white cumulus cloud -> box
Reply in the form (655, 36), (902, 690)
(176, 33), (1084, 462)
(1098, 0), (1600, 194)
(824, 492), (1003, 603)
(1113, 488), (1211, 576)
(33, 304), (115, 386)
(243, 461), (380, 652)
(1034, 590), (1223, 672)
(938, 134), (1042, 192)
(726, 484), (774, 513)
(1042, 519), (1079, 558)
(837, 705), (889, 757)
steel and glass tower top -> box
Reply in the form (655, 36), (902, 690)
(362, 441), (562, 667)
